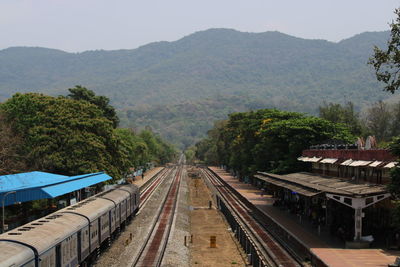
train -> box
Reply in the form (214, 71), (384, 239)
(0, 183), (140, 267)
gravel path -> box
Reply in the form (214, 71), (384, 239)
(161, 166), (190, 267)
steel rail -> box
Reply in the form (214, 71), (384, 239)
(202, 168), (301, 267)
(139, 168), (171, 210)
(131, 166), (182, 267)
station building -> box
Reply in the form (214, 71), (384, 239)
(253, 147), (398, 247)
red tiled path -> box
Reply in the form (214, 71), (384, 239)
(209, 167), (400, 267)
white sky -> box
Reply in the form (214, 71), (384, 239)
(1, 0), (399, 52)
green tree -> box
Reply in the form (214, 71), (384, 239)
(1, 93), (125, 179)
(196, 108), (354, 176)
(114, 128), (150, 173)
(0, 112), (28, 174)
(365, 101), (392, 142)
(369, 8), (400, 93)
(67, 85), (119, 128)
(318, 101), (363, 136)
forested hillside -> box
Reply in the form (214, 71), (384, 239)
(0, 29), (394, 147)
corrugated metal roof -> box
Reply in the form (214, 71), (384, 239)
(0, 172), (68, 192)
(301, 157), (322, 162)
(349, 160), (372, 167)
(42, 173), (111, 198)
(340, 159), (353, 166)
(320, 158), (338, 164)
(369, 161), (383, 167)
(0, 172), (112, 206)
(383, 162), (398, 168)
(256, 171), (387, 197)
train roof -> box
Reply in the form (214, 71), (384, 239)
(60, 196), (114, 221)
(0, 212), (87, 254)
(98, 189), (130, 204)
(118, 183), (139, 193)
(0, 241), (35, 266)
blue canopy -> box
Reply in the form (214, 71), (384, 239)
(0, 172), (112, 206)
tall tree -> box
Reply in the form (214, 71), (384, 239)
(1, 93), (124, 178)
(365, 101), (392, 142)
(67, 85), (119, 128)
(369, 8), (400, 93)
(318, 101), (363, 136)
(0, 113), (28, 174)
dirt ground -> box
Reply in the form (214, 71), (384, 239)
(188, 167), (247, 267)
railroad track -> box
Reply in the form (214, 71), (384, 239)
(132, 165), (183, 267)
(202, 168), (301, 267)
(139, 167), (171, 209)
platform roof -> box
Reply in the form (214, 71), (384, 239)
(255, 172), (387, 197)
(0, 172), (111, 206)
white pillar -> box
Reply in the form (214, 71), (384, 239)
(354, 207), (362, 241)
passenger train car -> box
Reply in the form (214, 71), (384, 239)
(0, 184), (140, 267)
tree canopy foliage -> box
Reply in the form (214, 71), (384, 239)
(67, 85), (119, 128)
(369, 8), (400, 93)
(0, 91), (176, 180)
(195, 109), (354, 176)
(318, 101), (363, 136)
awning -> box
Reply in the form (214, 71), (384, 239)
(41, 173), (111, 198)
(349, 160), (372, 167)
(320, 158), (338, 164)
(369, 161), (383, 168)
(297, 156), (307, 162)
(254, 175), (321, 197)
(341, 159), (353, 166)
(383, 162), (398, 168)
(0, 172), (112, 206)
(303, 157), (322, 163)
(257, 172), (388, 197)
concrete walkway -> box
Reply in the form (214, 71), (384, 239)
(209, 167), (400, 267)
(131, 167), (164, 188)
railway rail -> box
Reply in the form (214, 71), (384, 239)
(201, 167), (301, 267)
(139, 167), (171, 209)
(132, 165), (183, 267)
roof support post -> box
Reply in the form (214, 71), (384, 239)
(326, 193), (390, 241)
(2, 191), (16, 233)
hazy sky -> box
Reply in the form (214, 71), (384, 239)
(1, 0), (399, 52)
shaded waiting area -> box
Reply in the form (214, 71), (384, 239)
(254, 171), (390, 246)
(210, 167), (399, 267)
(0, 171), (112, 206)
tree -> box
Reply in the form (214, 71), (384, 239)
(1, 93), (125, 179)
(114, 128), (150, 174)
(67, 85), (119, 128)
(318, 101), (363, 136)
(365, 101), (392, 142)
(0, 113), (28, 174)
(196, 108), (354, 175)
(369, 8), (400, 93)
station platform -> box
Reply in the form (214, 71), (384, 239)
(131, 167), (164, 187)
(209, 166), (400, 267)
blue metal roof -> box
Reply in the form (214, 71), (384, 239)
(0, 172), (112, 206)
(0, 172), (68, 193)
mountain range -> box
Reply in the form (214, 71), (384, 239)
(0, 29), (395, 147)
